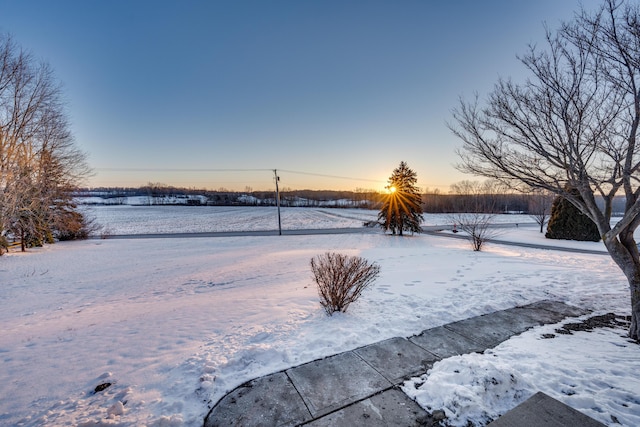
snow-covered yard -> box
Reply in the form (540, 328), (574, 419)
(0, 208), (638, 426)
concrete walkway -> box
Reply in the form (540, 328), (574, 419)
(487, 391), (605, 427)
(204, 300), (605, 426)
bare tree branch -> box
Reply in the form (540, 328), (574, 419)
(0, 33), (91, 252)
(450, 0), (640, 340)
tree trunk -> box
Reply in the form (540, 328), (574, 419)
(630, 277), (640, 342)
(603, 235), (640, 341)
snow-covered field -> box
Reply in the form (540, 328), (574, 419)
(1, 207), (638, 426)
(85, 205), (381, 235)
(83, 205), (534, 235)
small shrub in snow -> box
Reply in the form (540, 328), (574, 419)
(449, 213), (500, 251)
(310, 252), (380, 316)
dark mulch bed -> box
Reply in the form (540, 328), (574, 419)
(540, 313), (634, 341)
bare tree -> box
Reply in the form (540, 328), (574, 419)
(5, 162), (46, 251)
(450, 0), (640, 340)
(528, 189), (554, 233)
(449, 180), (505, 251)
(0, 34), (90, 251)
(451, 213), (497, 251)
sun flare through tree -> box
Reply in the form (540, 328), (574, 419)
(378, 161), (423, 235)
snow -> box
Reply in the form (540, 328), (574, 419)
(0, 207), (638, 426)
(403, 320), (640, 427)
(83, 205), (536, 235)
(83, 205), (382, 234)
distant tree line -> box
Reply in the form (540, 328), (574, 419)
(78, 185), (385, 208)
(79, 182), (628, 215)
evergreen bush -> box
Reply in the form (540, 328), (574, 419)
(546, 187), (600, 241)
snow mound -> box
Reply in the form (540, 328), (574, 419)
(403, 319), (640, 427)
(403, 354), (532, 426)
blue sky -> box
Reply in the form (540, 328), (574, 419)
(1, 0), (602, 191)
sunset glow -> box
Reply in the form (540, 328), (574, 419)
(0, 0), (601, 191)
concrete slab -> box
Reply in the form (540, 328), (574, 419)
(204, 301), (593, 426)
(526, 300), (590, 318)
(443, 312), (525, 348)
(204, 371), (311, 427)
(305, 388), (430, 427)
(487, 391), (606, 427)
(489, 309), (545, 335)
(286, 351), (392, 418)
(353, 337), (440, 384)
(409, 325), (486, 358)
(504, 305), (568, 326)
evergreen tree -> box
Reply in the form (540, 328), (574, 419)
(546, 187), (600, 242)
(378, 161), (424, 235)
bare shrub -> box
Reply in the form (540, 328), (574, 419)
(54, 208), (99, 241)
(310, 252), (380, 316)
(450, 213), (502, 251)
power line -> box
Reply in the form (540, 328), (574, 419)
(278, 169), (384, 184)
(92, 166), (450, 190)
(94, 167), (385, 184)
(94, 167), (272, 173)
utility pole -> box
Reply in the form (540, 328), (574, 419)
(274, 169), (282, 235)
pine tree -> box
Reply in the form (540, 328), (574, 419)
(546, 187), (600, 242)
(378, 161), (424, 235)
